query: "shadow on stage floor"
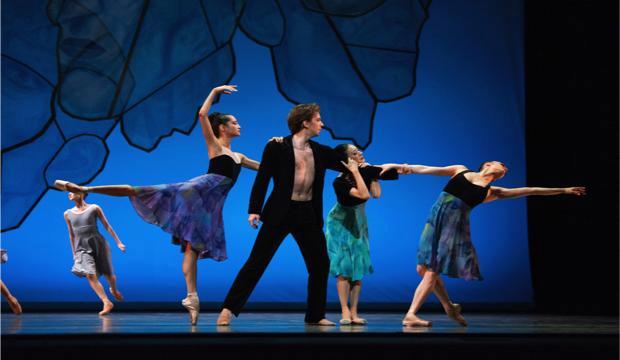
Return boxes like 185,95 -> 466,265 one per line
2,311 -> 618,360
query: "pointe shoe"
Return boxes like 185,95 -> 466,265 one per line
447,303 -> 467,327
109,288 -> 124,301
54,180 -> 85,193
182,296 -> 199,326
402,315 -> 432,327
339,318 -> 352,325
99,301 -> 114,316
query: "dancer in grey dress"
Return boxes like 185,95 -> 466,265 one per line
64,192 -> 126,315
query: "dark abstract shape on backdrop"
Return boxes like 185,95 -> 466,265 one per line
1,0 -> 431,231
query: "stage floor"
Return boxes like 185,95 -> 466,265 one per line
1,312 -> 618,335
3,312 -> 617,360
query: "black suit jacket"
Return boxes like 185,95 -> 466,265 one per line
249,135 -> 347,227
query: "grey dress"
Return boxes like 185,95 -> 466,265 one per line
67,205 -> 114,277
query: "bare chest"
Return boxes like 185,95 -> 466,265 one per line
294,147 -> 315,171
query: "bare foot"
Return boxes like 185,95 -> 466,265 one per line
109,287 -> 124,301
7,296 -> 22,315
402,314 -> 432,327
216,308 -> 233,326
308,318 -> 336,326
98,301 -> 114,316
446,303 -> 467,327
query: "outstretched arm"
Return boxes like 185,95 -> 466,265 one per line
236,152 -> 260,171
64,212 -> 76,258
197,85 -> 237,157
484,186 -> 586,203
402,164 -> 468,177
94,205 -> 126,252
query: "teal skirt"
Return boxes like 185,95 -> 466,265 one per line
326,203 -> 373,281
417,192 -> 483,280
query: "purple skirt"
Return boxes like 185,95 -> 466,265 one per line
129,173 -> 234,261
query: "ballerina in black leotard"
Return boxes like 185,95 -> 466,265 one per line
54,85 -> 261,325
401,161 -> 585,327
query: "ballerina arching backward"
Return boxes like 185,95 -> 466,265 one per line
400,161 -> 586,327
55,85 -> 260,325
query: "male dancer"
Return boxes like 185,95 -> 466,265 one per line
217,104 -> 348,326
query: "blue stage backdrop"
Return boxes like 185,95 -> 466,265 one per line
1,0 -> 530,304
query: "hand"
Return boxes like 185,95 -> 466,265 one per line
341,158 -> 360,173
117,243 -> 126,252
565,187 -> 586,196
248,214 -> 261,229
380,163 -> 406,176
269,136 -> 284,143
213,85 -> 238,95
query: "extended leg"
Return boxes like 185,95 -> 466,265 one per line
217,223 -> 289,325
1,280 -> 22,315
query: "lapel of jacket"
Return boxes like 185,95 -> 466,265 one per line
309,140 -> 323,174
283,135 -> 295,176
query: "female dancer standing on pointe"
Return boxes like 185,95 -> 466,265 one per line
55,85 -> 260,325
63,191 -> 126,315
326,144 -> 402,325
400,161 -> 585,327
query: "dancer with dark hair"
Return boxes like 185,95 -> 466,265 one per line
400,161 -> 586,327
63,191 -> 125,315
326,144 -> 402,325
216,104 -> 350,326
55,85 -> 260,325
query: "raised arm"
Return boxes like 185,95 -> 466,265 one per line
197,85 -> 237,157
402,164 -> 468,177
64,211 -> 76,258
248,141 -> 277,228
94,205 -> 126,252
236,152 -> 260,171
484,186 -> 586,203
343,160 -> 371,200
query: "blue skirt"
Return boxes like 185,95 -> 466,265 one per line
129,173 -> 233,261
417,192 -> 483,280
326,203 -> 373,282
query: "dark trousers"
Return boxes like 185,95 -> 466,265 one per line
222,201 -> 330,323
